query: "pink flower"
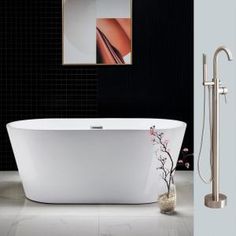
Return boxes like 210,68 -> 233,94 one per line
185,162 -> 190,169
150,127 -> 155,135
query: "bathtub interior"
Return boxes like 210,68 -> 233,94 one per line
7,118 -> 186,131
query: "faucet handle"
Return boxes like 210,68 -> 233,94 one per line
224,94 -> 227,104
219,86 -> 228,95
219,86 -> 228,104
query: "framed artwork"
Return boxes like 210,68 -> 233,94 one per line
62,0 -> 132,65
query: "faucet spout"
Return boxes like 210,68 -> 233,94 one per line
213,46 -> 233,78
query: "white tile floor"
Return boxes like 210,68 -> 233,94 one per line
0,171 -> 193,236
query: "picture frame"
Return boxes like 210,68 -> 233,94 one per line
62,0 -> 133,65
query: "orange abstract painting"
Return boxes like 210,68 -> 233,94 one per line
96,18 -> 132,64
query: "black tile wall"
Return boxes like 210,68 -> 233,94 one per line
98,0 -> 194,170
0,0 -> 193,171
0,0 -> 97,170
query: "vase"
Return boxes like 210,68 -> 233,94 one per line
158,184 -> 176,214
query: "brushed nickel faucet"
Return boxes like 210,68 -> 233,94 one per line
202,46 -> 233,208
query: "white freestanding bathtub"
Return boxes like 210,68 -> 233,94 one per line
7,118 -> 186,204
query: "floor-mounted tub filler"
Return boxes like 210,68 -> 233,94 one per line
7,118 -> 186,204
198,46 -> 233,208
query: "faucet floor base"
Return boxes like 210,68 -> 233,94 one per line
204,193 -> 227,209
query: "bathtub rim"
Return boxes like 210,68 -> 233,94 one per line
6,118 -> 187,131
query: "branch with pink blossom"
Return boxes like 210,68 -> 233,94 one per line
177,148 -> 193,170
150,126 -> 176,198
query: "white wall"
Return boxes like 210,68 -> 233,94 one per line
195,0 -> 236,235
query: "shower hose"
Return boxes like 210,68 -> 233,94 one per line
197,84 -> 213,184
